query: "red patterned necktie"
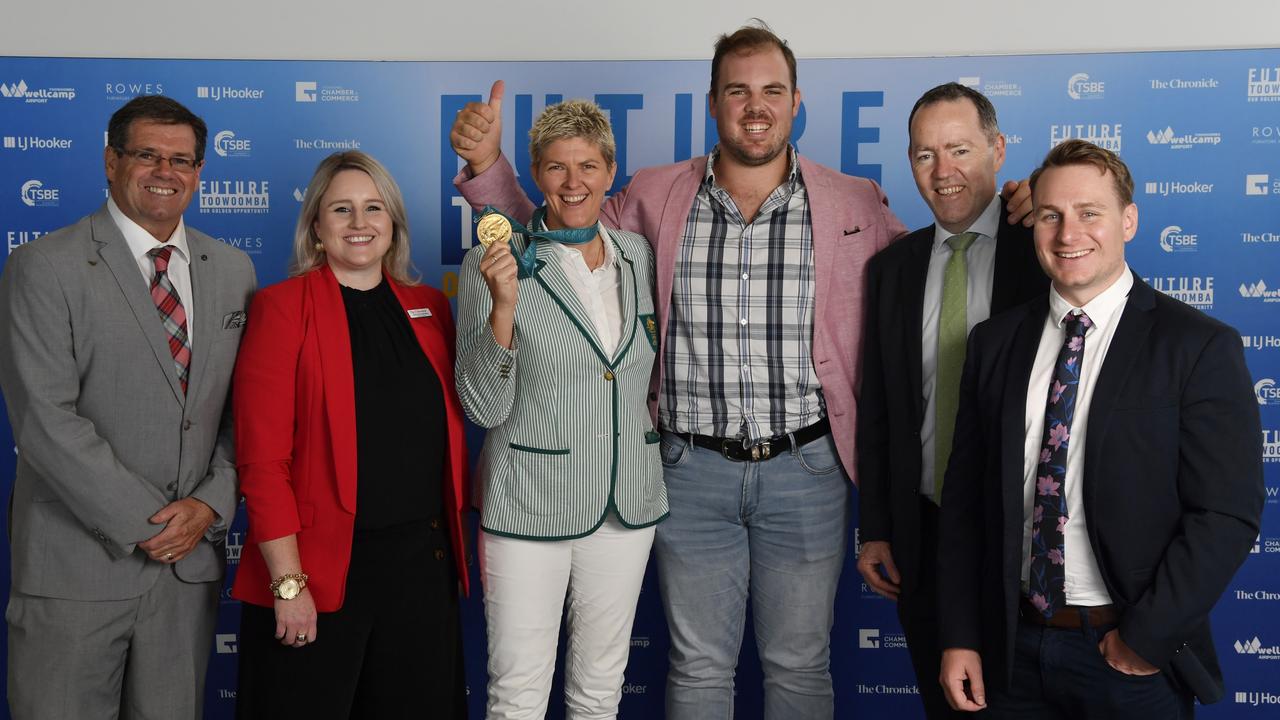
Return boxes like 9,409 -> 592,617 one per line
149,245 -> 191,394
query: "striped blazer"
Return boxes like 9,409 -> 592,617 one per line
456,226 -> 668,540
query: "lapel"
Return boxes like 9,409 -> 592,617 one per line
1001,300 -> 1048,521
184,232 -> 216,402
806,158 -> 838,338
90,207 -> 185,406
1081,273 -> 1154,512
904,228 -> 934,420
610,233 -> 640,365
387,279 -> 455,410
654,159 -> 706,348
308,266 -> 358,513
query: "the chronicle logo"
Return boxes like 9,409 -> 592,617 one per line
1144,276 -> 1213,309
104,81 -> 164,101
3,135 -> 72,151
1235,637 -> 1280,658
1145,126 -> 1222,150
1050,123 -> 1121,152
1067,72 -> 1105,100
295,80 -> 359,103
7,230 -> 45,254
1258,378 -> 1280,406
1239,280 -> 1280,302
1,79 -> 75,103
195,85 -> 265,101
1144,180 -> 1214,196
293,138 -> 362,150
1247,67 -> 1280,102
1149,77 -> 1219,90
19,179 -> 59,207
1241,230 -> 1280,244
1159,225 -> 1197,253
198,180 -> 269,214
1236,589 -> 1280,601
213,130 -> 251,158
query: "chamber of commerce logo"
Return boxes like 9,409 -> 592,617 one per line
105,81 -> 164,101
198,180 -> 269,214
1067,73 -> 1105,100
1050,123 -> 1121,152
1159,225 -> 1197,253
958,76 -> 1022,96
195,85 -> 264,101
3,135 -> 72,151
859,628 -> 908,650
213,130 -> 251,158
19,180 -> 59,207
1235,691 -> 1280,706
1235,637 -> 1280,658
1144,180 -> 1214,196
1258,378 -> 1280,405
1253,125 -> 1279,145
1145,126 -> 1221,150
215,633 -> 237,654
1247,174 -> 1280,196
1,79 -> 75,103
1149,77 -> 1219,90
7,230 -> 45,254
295,80 -> 358,103
1145,276 -> 1213,309
1239,280 -> 1280,302
293,137 -> 361,150
1247,66 -> 1280,102
1242,230 -> 1280,244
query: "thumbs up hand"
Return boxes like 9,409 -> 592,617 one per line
450,79 -> 506,176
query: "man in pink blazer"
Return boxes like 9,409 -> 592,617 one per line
452,24 -> 905,720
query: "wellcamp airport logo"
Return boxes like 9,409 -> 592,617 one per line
1259,378 -> 1280,406
1239,280 -> 1280,302
957,76 -> 1022,97
7,230 -> 45,255
195,85 -> 264,101
1145,276 -> 1214,309
1149,76 -> 1219,90
3,135 -> 72,151
1050,123 -> 1121,152
1146,126 -> 1222,150
295,80 -> 359,103
1,79 -> 75,104
19,180 -> 59,208
1067,72 -> 1105,100
1144,179 -> 1213,196
198,179 -> 269,214
1159,225 -> 1197,253
1235,636 -> 1280,659
213,130 -> 252,158
1247,66 -> 1280,102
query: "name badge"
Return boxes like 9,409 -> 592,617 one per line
407,308 -> 433,319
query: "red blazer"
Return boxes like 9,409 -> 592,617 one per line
231,265 -> 470,611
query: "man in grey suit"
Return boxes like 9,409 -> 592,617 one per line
0,96 -> 256,718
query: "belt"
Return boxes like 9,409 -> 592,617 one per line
1020,597 -> 1120,629
688,418 -> 830,462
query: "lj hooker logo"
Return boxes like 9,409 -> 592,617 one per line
199,180 -> 269,214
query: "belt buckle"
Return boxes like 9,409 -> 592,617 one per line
751,440 -> 772,461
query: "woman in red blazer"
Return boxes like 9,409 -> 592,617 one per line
231,151 -> 469,718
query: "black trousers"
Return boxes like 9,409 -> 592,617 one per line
237,520 -> 466,719
896,498 -> 966,719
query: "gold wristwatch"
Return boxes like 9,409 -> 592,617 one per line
269,572 -> 309,600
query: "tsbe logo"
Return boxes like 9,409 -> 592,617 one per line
1246,174 -> 1280,196
104,81 -> 164,101
213,130 -> 251,158
7,230 -> 45,254
295,80 -> 359,103
1159,225 -> 1197,253
0,79 -> 75,103
1258,378 -> 1280,406
195,85 -> 264,101
198,179 -> 269,214
1149,77 -> 1219,90
1264,429 -> 1280,463
1067,73 -> 1105,100
1145,126 -> 1222,150
1252,125 -> 1279,145
1050,123 -> 1121,152
1144,180 -> 1214,196
1145,276 -> 1214,309
19,179 -> 59,208
1235,636 -> 1280,658
3,135 -> 72,151
1247,66 -> 1280,102
957,76 -> 1022,97
1239,280 -> 1280,302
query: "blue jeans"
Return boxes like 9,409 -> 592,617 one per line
655,430 -> 851,720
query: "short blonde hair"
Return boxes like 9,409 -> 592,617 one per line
528,99 -> 616,169
290,151 -> 419,285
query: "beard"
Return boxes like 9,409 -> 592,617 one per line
716,118 -> 792,168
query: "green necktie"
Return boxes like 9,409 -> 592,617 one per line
935,232 -> 979,502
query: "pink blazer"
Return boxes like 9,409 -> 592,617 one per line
457,154 -> 907,485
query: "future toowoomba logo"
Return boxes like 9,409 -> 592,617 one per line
1145,275 -> 1214,309
1050,123 -> 1121,152
1247,67 -> 1280,102
199,180 -> 269,214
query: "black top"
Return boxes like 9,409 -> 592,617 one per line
340,280 -> 445,530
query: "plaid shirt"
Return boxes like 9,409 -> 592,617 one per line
658,146 -> 823,442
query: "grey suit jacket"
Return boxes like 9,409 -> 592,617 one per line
456,226 -> 668,540
0,204 -> 256,600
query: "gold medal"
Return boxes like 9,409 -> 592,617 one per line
476,213 -> 513,249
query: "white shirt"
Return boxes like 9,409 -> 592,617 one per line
547,225 -> 623,357
107,197 -> 196,347
1019,267 -> 1134,606
919,194 -> 1001,497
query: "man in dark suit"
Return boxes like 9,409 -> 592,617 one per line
856,83 -> 1047,718
937,139 -> 1263,718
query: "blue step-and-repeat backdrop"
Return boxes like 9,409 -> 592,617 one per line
1,48 -> 1279,718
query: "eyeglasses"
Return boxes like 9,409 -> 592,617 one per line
113,147 -> 201,173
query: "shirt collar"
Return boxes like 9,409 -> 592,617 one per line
107,196 -> 190,264
1048,265 -> 1134,331
545,223 -> 617,268
931,194 -> 1002,253
704,144 -> 801,190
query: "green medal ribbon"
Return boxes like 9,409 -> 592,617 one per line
474,206 -> 598,278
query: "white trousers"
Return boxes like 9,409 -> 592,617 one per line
481,514 -> 656,720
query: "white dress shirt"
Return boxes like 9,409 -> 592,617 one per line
919,195 -> 1001,497
107,197 -> 196,347
547,225 -> 623,357
1020,267 -> 1134,606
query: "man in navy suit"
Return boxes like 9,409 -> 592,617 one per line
937,139 -> 1263,718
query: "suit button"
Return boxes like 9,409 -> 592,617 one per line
429,518 -> 440,530
183,420 -> 192,430
434,549 -> 446,561
166,482 -> 177,491
603,370 -> 614,381
648,392 -> 657,402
